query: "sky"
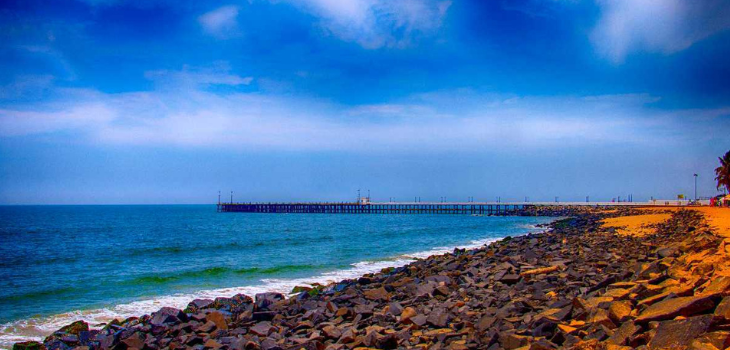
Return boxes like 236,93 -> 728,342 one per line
0,0 -> 729,204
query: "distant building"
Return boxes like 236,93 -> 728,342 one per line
359,196 -> 371,205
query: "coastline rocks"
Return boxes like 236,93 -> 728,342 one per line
27,207 -> 730,350
13,342 -> 46,350
149,307 -> 187,326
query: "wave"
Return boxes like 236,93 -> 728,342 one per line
0,224 -> 547,349
123,264 -> 321,287
0,287 -> 79,304
125,235 -> 337,258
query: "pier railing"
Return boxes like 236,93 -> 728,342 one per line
217,201 -> 689,215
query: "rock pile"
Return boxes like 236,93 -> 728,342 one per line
15,208 -> 730,350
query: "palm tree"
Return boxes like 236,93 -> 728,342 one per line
716,151 -> 730,194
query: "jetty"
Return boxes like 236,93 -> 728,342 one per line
216,199 -> 657,215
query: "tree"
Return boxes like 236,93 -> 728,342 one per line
716,150 -> 730,194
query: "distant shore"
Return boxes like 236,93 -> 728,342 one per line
14,206 -> 730,350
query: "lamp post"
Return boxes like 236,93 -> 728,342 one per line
694,174 -> 698,201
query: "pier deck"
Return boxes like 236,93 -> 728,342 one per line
216,201 -> 652,215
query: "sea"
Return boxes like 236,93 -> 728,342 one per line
0,205 -> 555,348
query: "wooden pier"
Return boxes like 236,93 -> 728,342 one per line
218,202 -> 528,215
217,200 -> 660,215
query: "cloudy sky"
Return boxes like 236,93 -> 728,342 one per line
1,0 -> 729,204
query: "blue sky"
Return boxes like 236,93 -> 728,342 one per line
0,0 -> 729,204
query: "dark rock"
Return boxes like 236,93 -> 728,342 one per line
648,315 -> 713,349
58,321 -> 89,336
606,321 -> 641,346
410,314 -> 428,327
13,342 -> 46,350
150,307 -> 188,326
426,308 -> 451,328
206,311 -> 228,331
250,322 -> 274,337
186,299 -> 215,313
255,293 -> 284,311
714,296 -> 730,320
636,295 -> 716,323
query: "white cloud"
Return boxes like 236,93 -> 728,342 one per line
282,0 -> 452,49
2,66 -> 723,152
591,0 -> 730,63
198,5 -> 240,39
143,63 -> 253,90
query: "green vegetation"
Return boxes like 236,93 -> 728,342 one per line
716,150 -> 730,193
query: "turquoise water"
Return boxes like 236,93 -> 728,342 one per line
0,205 -> 554,347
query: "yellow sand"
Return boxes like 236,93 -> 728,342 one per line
691,207 -> 730,238
601,213 -> 672,237
633,206 -> 730,238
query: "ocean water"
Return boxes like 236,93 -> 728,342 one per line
0,205 -> 554,348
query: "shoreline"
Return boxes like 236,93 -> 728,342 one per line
13,206 -> 730,349
1,221 -> 551,349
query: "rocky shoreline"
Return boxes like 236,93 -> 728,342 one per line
14,207 -> 730,350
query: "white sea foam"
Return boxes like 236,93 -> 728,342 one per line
0,230 -> 540,349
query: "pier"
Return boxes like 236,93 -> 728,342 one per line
216,201 -> 654,215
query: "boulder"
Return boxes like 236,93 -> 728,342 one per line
647,315 -> 713,350
13,342 -> 46,350
186,299 -> 214,313
635,295 -> 716,323
255,293 -> 284,311
206,311 -> 228,331
714,296 -> 730,320
58,321 -> 89,336
150,307 -> 187,326
250,322 -> 274,337
363,287 -> 389,301
608,301 -> 632,323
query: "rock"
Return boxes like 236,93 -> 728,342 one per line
606,321 -> 641,346
608,301 -> 632,323
694,331 -> 730,350
198,320 -> 217,333
206,311 -> 228,331
120,332 -> 145,349
250,322 -> 274,337
338,328 -> 356,343
260,338 -> 282,350
647,315 -> 713,349
203,339 -> 223,349
714,296 -> 730,320
59,321 -> 89,336
499,333 -> 531,349
363,287 -> 389,301
501,274 -> 521,285
410,314 -> 428,327
688,340 -> 720,350
186,299 -> 215,313
700,276 -> 730,296
255,293 -> 284,311
400,307 -> 417,323
426,308 -> 450,328
387,302 -> 403,316
13,342 -> 46,350
635,295 -> 716,323
477,315 -> 496,332
150,307 -> 187,326
587,308 -> 615,328
322,325 -> 342,339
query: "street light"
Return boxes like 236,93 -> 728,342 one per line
694,174 -> 698,200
